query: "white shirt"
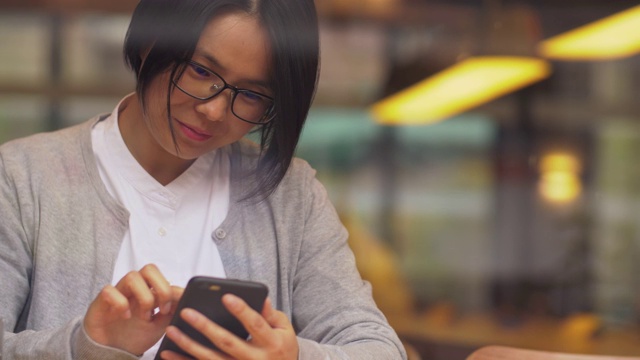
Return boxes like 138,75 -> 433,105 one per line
91,96 -> 228,358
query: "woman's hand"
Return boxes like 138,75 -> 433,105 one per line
83,264 -> 182,356
159,295 -> 299,360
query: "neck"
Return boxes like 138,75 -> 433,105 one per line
117,94 -> 195,185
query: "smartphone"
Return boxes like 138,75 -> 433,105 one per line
154,276 -> 269,359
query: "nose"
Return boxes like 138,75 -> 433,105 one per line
195,90 -> 232,122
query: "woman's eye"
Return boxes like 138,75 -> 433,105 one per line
240,91 -> 263,103
190,64 -> 210,78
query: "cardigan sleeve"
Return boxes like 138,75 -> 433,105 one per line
0,151 -> 28,314
0,144 -> 138,360
290,163 -> 407,360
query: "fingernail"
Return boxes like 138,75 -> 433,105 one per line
181,308 -> 199,322
123,309 -> 132,319
166,326 -> 181,341
225,294 -> 240,309
161,302 -> 172,314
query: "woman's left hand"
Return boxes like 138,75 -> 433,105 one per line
159,295 -> 299,360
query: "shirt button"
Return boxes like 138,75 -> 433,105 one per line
214,228 -> 226,239
158,227 -> 167,237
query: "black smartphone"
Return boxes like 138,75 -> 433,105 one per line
154,276 -> 269,359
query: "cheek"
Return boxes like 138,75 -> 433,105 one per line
142,99 -> 173,144
232,122 -> 255,138
166,92 -> 201,121
169,88 -> 193,107
144,111 -> 172,148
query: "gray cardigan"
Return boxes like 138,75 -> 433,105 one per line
0,116 -> 406,359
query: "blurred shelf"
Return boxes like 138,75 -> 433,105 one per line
0,3 -> 134,100
0,0 -> 136,13
0,84 -> 133,98
317,2 -> 475,26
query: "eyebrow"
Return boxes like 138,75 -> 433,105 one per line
193,49 -> 272,90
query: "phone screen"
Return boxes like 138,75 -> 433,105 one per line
154,276 -> 269,359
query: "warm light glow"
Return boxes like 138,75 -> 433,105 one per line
539,5 -> 640,60
371,56 -> 551,125
540,153 -> 582,174
539,173 -> 581,204
538,153 -> 582,204
561,313 -> 602,340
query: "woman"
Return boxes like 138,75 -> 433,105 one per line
0,0 -> 407,359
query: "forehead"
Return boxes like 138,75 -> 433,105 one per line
194,12 -> 272,83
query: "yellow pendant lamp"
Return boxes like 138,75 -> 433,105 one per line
539,5 -> 640,61
371,3 -> 552,126
372,56 -> 550,125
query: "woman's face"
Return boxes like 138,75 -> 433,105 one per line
127,12 -> 272,170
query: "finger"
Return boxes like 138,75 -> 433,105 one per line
164,324 -> 231,360
169,286 -> 185,311
115,271 -> 156,320
139,264 -> 173,315
180,308 -> 256,358
148,286 -> 186,327
83,285 -> 133,345
222,294 -> 272,343
156,349 -> 193,360
261,298 -> 291,330
156,286 -> 184,318
261,298 -> 276,324
171,285 -> 185,301
94,284 -> 132,320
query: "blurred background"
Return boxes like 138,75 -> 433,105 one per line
1,0 -> 639,359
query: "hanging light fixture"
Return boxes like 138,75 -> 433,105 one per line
539,5 -> 640,61
371,2 -> 552,126
372,56 -> 550,125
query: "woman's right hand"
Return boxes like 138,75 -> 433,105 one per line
83,264 -> 182,356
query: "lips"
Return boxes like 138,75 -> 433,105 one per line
175,119 -> 212,142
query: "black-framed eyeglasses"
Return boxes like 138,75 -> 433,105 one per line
172,60 -> 275,125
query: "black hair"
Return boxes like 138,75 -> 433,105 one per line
123,0 -> 320,200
